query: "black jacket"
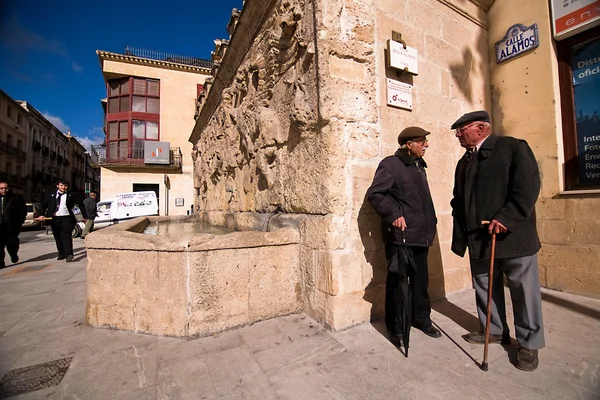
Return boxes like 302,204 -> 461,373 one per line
451,135 -> 541,259
0,192 -> 27,233
40,191 -> 88,225
83,197 -> 98,219
367,149 -> 437,247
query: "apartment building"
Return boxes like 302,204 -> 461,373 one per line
93,47 -> 212,216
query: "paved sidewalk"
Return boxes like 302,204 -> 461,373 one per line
0,233 -> 599,399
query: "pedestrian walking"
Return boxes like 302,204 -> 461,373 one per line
37,179 -> 88,262
81,191 -> 98,239
0,182 -> 27,268
367,126 -> 442,350
450,110 -> 544,371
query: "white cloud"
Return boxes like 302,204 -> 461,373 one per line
71,61 -> 83,73
74,126 -> 105,153
42,112 -> 70,133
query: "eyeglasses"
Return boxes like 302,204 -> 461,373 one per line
409,139 -> 428,146
455,122 -> 478,135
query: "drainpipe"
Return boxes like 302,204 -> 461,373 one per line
164,174 -> 170,216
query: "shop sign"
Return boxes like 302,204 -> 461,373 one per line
551,0 -> 600,40
386,79 -> 413,111
144,141 -> 170,164
387,40 -> 419,75
495,24 -> 539,64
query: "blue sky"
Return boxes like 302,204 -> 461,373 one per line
0,0 -> 242,150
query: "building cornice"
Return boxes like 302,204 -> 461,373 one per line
96,50 -> 212,74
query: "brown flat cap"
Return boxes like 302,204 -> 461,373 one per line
451,110 -> 490,129
398,126 -> 430,145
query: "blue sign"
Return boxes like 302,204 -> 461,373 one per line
573,37 -> 600,186
495,23 -> 540,64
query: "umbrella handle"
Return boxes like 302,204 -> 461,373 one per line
482,232 -> 497,371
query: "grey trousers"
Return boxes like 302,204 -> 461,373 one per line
470,253 -> 545,350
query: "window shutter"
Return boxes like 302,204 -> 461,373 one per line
133,79 -> 146,95
119,121 -> 129,139
147,98 -> 160,114
147,80 -> 159,96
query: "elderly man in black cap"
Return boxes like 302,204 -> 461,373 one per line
450,110 -> 544,371
367,126 -> 441,348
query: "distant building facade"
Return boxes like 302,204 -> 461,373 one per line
0,89 -> 98,202
93,47 -> 212,215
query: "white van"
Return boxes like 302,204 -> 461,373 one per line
94,191 -> 159,229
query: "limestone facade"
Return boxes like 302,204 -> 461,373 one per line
191,0 -> 600,331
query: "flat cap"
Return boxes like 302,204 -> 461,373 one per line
451,110 -> 490,130
398,126 -> 430,145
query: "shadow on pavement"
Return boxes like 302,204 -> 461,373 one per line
542,291 -> 600,321
431,298 -> 480,332
13,247 -> 86,265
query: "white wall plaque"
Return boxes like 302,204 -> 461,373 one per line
495,23 -> 539,64
387,79 -> 413,110
387,40 -> 419,75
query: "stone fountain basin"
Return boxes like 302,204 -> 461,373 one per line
85,216 -> 301,337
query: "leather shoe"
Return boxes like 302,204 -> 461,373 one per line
57,255 -> 66,260
387,331 -> 404,348
10,255 -> 18,263
417,325 -> 442,338
463,331 -> 511,345
515,346 -> 538,371
65,255 -> 74,262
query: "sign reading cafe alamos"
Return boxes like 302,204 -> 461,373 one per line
495,23 -> 540,64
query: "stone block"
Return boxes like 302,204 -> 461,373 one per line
374,0 -> 407,23
329,54 -> 367,83
544,268 -> 600,297
374,10 -> 424,50
407,0 -> 442,37
538,244 -> 600,275
344,121 -> 380,159
300,215 -> 348,250
542,220 -> 600,247
315,250 -> 365,296
328,291 -> 374,330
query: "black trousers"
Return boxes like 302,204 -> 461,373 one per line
0,224 -> 20,266
52,216 -> 75,257
385,244 -> 432,333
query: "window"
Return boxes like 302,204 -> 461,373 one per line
6,105 -> 12,119
17,113 -> 23,125
558,26 -> 600,189
106,77 -> 160,158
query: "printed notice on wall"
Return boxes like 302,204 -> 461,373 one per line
387,79 -> 413,111
572,36 -> 600,186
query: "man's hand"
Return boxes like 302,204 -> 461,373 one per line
392,216 -> 407,231
36,216 -> 45,222
488,219 -> 507,234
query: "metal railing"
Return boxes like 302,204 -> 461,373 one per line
124,46 -> 213,69
91,144 -> 182,168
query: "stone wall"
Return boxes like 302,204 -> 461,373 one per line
191,0 -> 493,330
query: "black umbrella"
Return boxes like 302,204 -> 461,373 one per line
388,235 -> 417,357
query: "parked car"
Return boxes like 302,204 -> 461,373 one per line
22,203 -> 43,230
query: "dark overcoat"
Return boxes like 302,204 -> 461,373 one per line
0,192 -> 27,233
367,149 -> 437,247
451,135 -> 541,259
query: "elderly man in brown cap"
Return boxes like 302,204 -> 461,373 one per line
450,110 -> 544,371
367,126 -> 441,349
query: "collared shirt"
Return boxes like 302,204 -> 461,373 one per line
55,191 -> 70,216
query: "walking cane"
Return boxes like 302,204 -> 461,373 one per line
481,221 -> 497,372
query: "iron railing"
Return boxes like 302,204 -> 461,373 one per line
124,46 -> 213,69
91,144 -> 182,169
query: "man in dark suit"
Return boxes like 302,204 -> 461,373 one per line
0,182 -> 27,268
450,110 -> 544,372
37,179 -> 87,262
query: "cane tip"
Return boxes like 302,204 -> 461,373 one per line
481,362 -> 488,371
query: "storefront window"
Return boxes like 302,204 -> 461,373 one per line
558,26 -> 600,189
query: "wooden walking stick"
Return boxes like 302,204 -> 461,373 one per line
481,226 -> 497,372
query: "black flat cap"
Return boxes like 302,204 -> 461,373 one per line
398,126 -> 430,145
451,110 -> 490,129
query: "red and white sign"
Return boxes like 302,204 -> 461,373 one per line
551,0 -> 600,39
386,79 -> 413,111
